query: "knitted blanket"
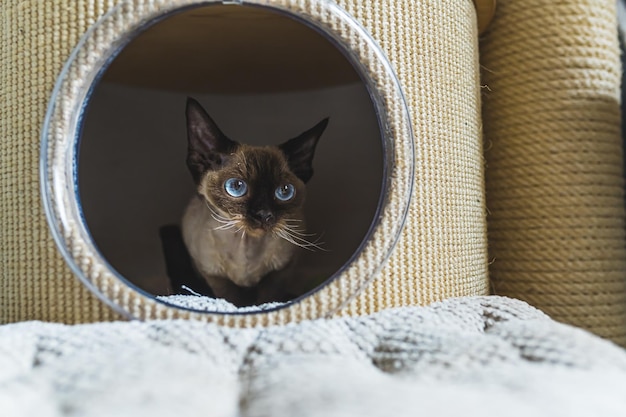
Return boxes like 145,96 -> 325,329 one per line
1,296 -> 625,417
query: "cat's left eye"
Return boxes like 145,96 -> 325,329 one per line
224,178 -> 248,198
275,184 -> 296,201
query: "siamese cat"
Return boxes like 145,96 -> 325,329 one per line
182,98 -> 328,306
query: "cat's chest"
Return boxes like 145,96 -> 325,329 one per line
182,197 -> 294,286
214,229 -> 280,266
203,224 -> 293,286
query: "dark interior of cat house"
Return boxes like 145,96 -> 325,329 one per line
77,5 -> 384,304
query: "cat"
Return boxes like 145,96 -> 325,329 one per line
181,98 -> 328,306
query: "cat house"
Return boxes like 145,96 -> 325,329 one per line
2,0 -> 494,324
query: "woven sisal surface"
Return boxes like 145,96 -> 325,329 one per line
1,0 -> 488,324
0,1 -> 121,323
481,0 -> 626,345
337,0 -> 489,316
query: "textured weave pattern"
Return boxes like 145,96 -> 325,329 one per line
0,1 -> 121,323
1,0 -> 488,323
481,0 -> 626,345
2,297 -> 626,417
40,0 -> 413,325
338,0 -> 489,315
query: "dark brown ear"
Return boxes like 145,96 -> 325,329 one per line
186,97 -> 238,184
279,118 -> 328,183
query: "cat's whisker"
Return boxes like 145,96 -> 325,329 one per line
288,232 -> 326,249
283,219 -> 303,228
281,219 -> 319,237
211,215 -> 234,225
275,227 -> 327,252
294,228 -> 325,250
206,201 -> 245,224
213,221 -> 238,231
212,213 -> 234,224
282,225 -> 317,237
215,224 -> 234,231
279,232 -> 326,252
210,214 -> 233,225
233,225 -> 246,240
282,223 -> 326,245
205,201 -> 232,222
274,230 -> 313,251
205,201 -> 247,234
279,224 -> 319,240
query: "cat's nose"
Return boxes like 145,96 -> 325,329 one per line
253,210 -> 275,226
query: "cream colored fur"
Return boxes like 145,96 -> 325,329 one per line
182,196 -> 295,299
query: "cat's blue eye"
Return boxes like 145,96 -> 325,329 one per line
275,184 -> 296,201
224,178 -> 248,198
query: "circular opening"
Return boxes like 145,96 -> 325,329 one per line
42,0 -> 414,322
77,4 -> 383,311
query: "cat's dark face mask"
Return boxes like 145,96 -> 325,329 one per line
185,97 -> 328,237
205,146 -> 307,236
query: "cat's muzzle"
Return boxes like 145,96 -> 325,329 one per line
249,209 -> 276,231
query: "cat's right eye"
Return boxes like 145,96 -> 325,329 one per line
274,184 -> 296,202
224,178 -> 248,198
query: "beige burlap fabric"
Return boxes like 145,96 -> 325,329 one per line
1,1 -> 488,324
481,0 -> 626,345
0,1 -> 121,323
338,0 -> 489,315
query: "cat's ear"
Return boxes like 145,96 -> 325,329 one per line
186,97 -> 238,183
279,118 -> 329,183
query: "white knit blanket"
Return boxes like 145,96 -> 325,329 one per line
1,296 -> 625,417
